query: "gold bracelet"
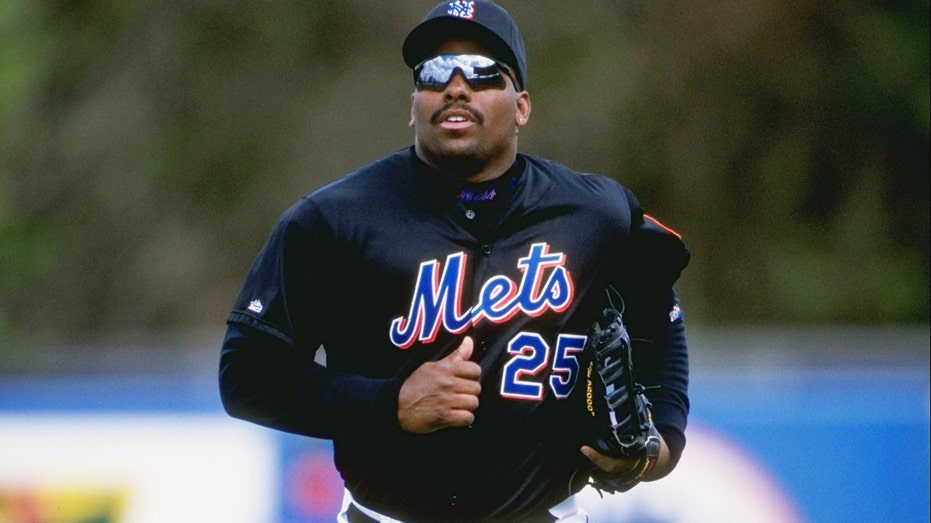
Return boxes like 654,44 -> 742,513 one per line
618,459 -> 643,476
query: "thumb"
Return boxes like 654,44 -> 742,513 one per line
451,336 -> 474,361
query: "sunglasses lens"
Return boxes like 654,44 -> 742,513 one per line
415,55 -> 507,90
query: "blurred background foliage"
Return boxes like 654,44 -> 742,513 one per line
0,0 -> 927,349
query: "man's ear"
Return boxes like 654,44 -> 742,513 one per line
515,91 -> 532,128
409,92 -> 416,128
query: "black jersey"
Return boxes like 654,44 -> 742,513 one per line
220,146 -> 690,522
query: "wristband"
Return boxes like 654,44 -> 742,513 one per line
620,455 -> 657,486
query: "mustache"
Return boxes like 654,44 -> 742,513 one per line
431,103 -> 484,125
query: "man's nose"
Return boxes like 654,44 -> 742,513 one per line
444,72 -> 472,100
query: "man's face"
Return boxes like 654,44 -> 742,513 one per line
410,39 -> 531,181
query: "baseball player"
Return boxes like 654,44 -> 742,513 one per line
219,2 -> 690,522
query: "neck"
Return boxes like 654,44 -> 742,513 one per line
414,142 -> 519,183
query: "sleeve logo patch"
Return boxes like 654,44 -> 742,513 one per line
247,299 -> 264,314
669,304 -> 682,322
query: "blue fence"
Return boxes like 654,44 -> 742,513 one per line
1,331 -> 928,523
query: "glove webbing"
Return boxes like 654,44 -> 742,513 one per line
591,310 -> 642,452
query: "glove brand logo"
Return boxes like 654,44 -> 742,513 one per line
585,360 -> 597,417
390,242 -> 574,349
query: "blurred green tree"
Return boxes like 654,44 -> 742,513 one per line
0,0 -> 927,348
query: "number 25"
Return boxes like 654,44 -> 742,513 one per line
500,332 -> 587,400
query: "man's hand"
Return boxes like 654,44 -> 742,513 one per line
398,337 -> 482,433
580,434 -> 673,484
580,445 -> 643,476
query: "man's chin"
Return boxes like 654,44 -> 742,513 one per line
420,142 -> 487,177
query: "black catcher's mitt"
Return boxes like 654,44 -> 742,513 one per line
581,304 -> 661,493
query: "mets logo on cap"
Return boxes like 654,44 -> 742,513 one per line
448,1 -> 476,19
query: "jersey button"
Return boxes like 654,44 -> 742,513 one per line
465,209 -> 476,220
481,244 -> 492,255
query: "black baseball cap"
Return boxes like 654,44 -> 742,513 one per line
403,1 -> 527,90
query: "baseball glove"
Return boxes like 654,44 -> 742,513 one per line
581,302 -> 661,493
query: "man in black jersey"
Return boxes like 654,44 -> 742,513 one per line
220,2 -> 690,522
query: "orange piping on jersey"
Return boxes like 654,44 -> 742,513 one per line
644,214 -> 682,239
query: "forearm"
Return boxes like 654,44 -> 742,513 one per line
637,291 -> 690,467
588,290 -> 689,484
219,322 -> 402,438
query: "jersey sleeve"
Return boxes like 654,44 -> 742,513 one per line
617,189 -> 692,463
225,208 -> 304,345
219,200 -> 404,439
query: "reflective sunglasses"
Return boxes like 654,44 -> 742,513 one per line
414,54 -> 518,91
